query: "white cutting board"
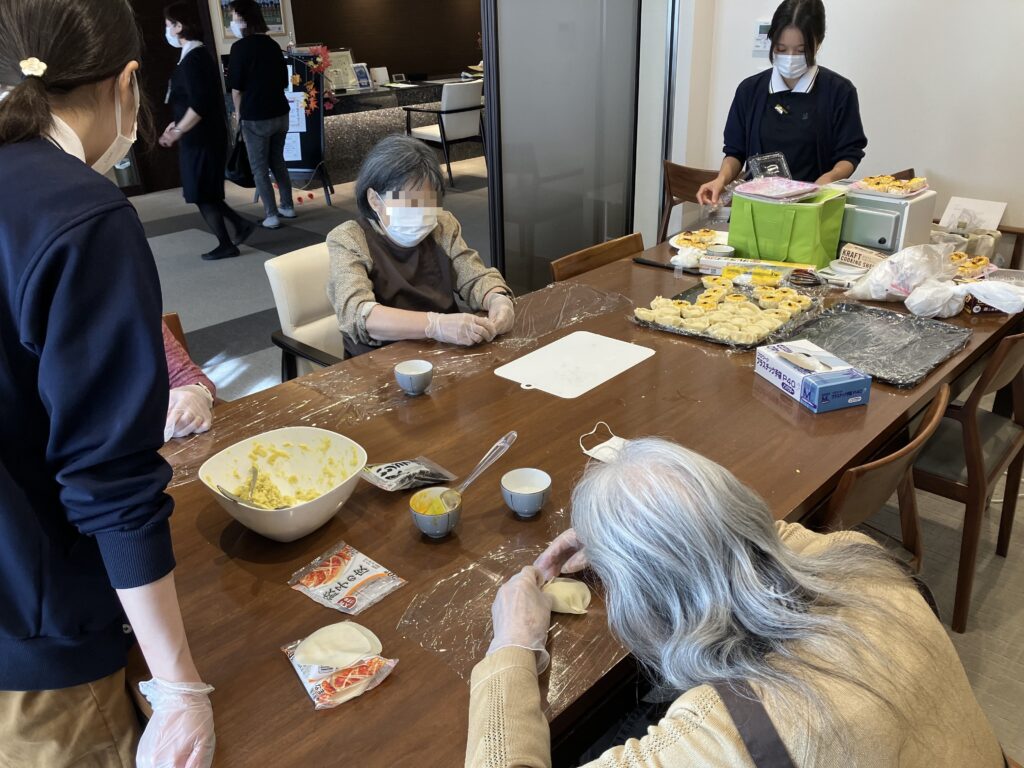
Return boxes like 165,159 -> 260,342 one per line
494,331 -> 655,399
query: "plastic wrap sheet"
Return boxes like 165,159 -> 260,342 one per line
397,518 -> 625,715
795,303 -> 973,387
162,388 -> 331,489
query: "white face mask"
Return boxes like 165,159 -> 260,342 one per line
229,20 -> 246,38
774,53 -> 809,81
579,422 -> 628,463
164,26 -> 183,48
375,192 -> 440,247
92,73 -> 139,176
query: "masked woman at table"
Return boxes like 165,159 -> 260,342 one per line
467,438 -> 1004,767
327,135 -> 515,358
697,0 -> 868,205
0,2 -> 215,765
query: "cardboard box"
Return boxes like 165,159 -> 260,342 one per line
755,340 -> 871,413
838,243 -> 887,269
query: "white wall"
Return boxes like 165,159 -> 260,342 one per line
693,0 -> 1024,223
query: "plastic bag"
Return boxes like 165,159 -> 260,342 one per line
904,279 -> 968,318
361,456 -> 456,492
282,641 -> 397,710
966,281 -> 1024,313
846,242 -> 957,302
289,542 -> 406,615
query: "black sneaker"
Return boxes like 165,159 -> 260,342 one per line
202,244 -> 241,261
232,220 -> 256,246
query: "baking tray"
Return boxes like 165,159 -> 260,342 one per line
792,303 -> 973,388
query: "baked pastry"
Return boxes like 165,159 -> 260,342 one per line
777,299 -> 804,315
792,294 -> 813,309
774,287 -> 798,299
708,323 -> 736,340
950,251 -> 969,265
671,299 -> 692,309
723,294 -> 749,305
762,308 -> 793,323
634,308 -> 657,323
702,275 -> 732,290
696,299 -> 719,311
758,294 -> 781,309
752,285 -> 776,299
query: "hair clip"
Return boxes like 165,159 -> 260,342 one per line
19,58 -> 47,79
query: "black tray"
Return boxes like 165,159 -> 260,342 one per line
793,303 -> 973,388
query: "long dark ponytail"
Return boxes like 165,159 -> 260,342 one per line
0,0 -> 144,146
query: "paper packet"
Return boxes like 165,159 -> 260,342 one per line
289,542 -> 405,614
282,640 -> 397,710
360,456 -> 456,492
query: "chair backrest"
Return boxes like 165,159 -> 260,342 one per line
890,168 -> 916,180
162,312 -> 189,355
440,81 -> 484,140
966,331 -> 1024,409
264,243 -> 347,377
549,233 -> 645,283
826,384 -> 950,529
658,161 -> 718,243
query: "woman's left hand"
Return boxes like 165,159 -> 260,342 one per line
159,123 -> 178,148
484,292 -> 515,335
487,566 -> 552,670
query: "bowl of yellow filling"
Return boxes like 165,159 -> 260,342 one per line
199,427 -> 367,542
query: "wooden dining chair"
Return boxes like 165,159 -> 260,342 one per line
549,233 -> 645,283
658,161 -> 719,243
162,312 -> 189,355
824,385 -> 950,573
913,332 -> 1024,633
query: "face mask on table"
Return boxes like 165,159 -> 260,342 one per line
375,193 -> 440,247
92,73 -> 139,175
579,422 -> 628,463
230,20 -> 247,38
164,26 -> 183,48
774,53 -> 809,81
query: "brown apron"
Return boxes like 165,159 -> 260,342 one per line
710,680 -> 797,768
345,219 -> 457,357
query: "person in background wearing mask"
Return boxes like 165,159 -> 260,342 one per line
226,0 -> 295,230
697,0 -> 867,205
160,1 -> 255,260
0,1 -> 215,766
328,135 -> 515,358
163,320 -> 216,442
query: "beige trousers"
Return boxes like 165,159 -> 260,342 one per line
0,668 -> 140,768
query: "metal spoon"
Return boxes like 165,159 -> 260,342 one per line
216,467 -> 290,511
441,431 -> 518,512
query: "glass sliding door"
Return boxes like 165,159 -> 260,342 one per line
484,0 -> 640,293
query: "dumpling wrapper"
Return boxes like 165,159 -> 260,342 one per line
293,622 -> 383,668
543,578 -> 592,615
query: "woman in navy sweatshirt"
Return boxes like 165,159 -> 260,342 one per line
0,1 -> 215,766
698,0 -> 868,204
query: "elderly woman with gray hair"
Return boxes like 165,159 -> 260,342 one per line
327,135 -> 514,358
467,438 -> 1004,767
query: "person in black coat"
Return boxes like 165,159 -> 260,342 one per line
698,0 -> 868,205
160,2 -> 254,260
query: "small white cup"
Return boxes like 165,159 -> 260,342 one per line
394,359 -> 434,396
706,244 -> 736,258
501,468 -> 552,518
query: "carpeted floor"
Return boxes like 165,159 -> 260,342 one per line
136,156 -> 490,401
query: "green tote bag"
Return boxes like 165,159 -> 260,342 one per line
728,188 -> 846,269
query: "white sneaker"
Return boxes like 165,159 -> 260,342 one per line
278,206 -> 297,219
262,215 -> 281,229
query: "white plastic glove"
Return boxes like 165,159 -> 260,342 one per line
137,678 -> 215,768
165,384 -> 214,442
484,292 -> 515,335
534,528 -> 588,582
487,566 -> 552,673
425,312 -> 496,346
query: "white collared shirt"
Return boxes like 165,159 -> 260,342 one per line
769,64 -> 819,94
47,114 -> 86,163
179,39 -> 203,63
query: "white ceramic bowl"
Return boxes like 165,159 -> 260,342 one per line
198,427 -> 367,542
409,486 -> 461,538
501,468 -> 552,518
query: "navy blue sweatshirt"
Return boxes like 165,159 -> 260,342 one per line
0,139 -> 176,691
723,66 -> 867,176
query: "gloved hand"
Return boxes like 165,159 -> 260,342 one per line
137,678 -> 215,768
165,384 -> 213,442
484,292 -> 515,335
534,528 -> 588,581
487,566 -> 552,672
425,312 -> 496,346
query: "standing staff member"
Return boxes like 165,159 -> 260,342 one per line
698,0 -> 867,204
160,1 -> 255,261
0,1 -> 215,765
226,0 -> 296,230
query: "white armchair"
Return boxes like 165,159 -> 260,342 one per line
404,80 -> 485,185
264,243 -> 345,381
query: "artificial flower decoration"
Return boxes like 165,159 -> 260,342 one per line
19,57 -> 47,78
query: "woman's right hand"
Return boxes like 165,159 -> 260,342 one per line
534,528 -> 588,581
697,177 -> 727,206
425,312 -> 496,346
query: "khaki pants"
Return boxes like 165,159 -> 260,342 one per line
0,668 -> 140,768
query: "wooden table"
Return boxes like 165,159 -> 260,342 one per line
162,243 -> 1018,766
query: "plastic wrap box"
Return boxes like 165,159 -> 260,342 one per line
755,339 -> 871,413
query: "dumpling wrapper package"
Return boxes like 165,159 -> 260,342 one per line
543,578 -> 591,614
293,621 -> 383,669
282,637 -> 397,710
